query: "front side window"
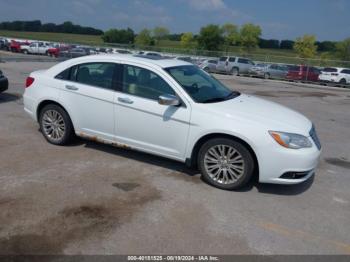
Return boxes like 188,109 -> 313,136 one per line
219,57 -> 228,61
122,64 -> 175,100
341,69 -> 350,74
165,65 -> 240,103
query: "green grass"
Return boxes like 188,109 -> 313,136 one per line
0,30 -> 103,45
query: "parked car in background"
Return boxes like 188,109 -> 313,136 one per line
199,59 -> 218,73
174,56 -> 196,64
0,38 -> 10,51
144,52 -> 162,58
286,65 -> 321,82
10,40 -> 28,53
249,63 -> 289,79
59,48 -> 90,58
23,54 -> 321,190
319,67 -> 350,85
216,56 -> 255,75
0,70 -> 9,93
20,42 -> 52,55
113,49 -> 132,54
47,47 -> 60,57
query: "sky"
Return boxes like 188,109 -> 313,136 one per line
0,0 -> 349,41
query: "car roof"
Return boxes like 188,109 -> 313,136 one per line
67,54 -> 192,68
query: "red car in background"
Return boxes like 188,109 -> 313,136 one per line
10,40 -> 30,53
47,44 -> 70,57
47,47 -> 59,57
286,65 -> 321,82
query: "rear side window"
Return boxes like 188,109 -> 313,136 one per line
56,63 -> 117,90
237,58 -> 248,64
75,63 -> 116,89
219,57 -> 227,61
55,68 -> 71,80
208,60 -> 218,64
228,57 -> 236,62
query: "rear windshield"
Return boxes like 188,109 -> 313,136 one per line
323,67 -> 337,72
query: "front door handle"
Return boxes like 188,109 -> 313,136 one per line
118,97 -> 134,104
65,85 -> 79,91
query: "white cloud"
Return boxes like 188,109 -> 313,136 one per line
188,0 -> 226,11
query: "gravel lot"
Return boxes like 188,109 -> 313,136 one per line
0,60 -> 350,255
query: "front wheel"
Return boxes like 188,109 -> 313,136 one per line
198,138 -> 254,190
264,73 -> 270,79
230,67 -> 239,76
39,104 -> 74,145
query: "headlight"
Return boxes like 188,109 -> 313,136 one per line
269,131 -> 312,149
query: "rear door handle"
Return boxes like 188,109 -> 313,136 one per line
118,97 -> 134,104
65,85 -> 79,91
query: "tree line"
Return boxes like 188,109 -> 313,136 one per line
0,20 -> 103,35
1,20 -> 349,60
102,24 -> 349,60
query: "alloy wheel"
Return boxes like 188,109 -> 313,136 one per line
204,144 -> 245,184
42,110 -> 66,141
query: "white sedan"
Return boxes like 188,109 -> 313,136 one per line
23,54 -> 321,190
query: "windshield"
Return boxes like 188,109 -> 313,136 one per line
165,65 -> 240,103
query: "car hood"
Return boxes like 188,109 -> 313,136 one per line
203,94 -> 312,136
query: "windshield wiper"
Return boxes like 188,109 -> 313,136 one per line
201,91 -> 240,103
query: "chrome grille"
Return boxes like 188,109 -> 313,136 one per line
310,125 -> 321,150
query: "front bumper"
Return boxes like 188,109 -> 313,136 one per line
258,139 -> 321,185
0,77 -> 8,93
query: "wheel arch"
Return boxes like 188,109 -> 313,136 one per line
36,100 -> 75,130
186,133 -> 259,176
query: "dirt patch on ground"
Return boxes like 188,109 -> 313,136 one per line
112,182 -> 140,192
0,184 -> 162,254
165,171 -> 202,184
325,157 -> 350,169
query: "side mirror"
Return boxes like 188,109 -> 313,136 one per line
158,94 -> 181,106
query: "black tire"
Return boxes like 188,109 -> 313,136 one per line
23,49 -> 28,54
264,73 -> 270,79
203,67 -> 210,73
339,79 -> 346,86
39,104 -> 74,145
230,67 -> 239,76
198,138 -> 254,190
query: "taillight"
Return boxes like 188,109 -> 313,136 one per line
25,77 -> 35,88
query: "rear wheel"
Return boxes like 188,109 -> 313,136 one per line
198,138 -> 254,190
23,49 -> 28,54
264,73 -> 270,79
339,78 -> 347,86
203,67 -> 210,73
39,104 -> 74,145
